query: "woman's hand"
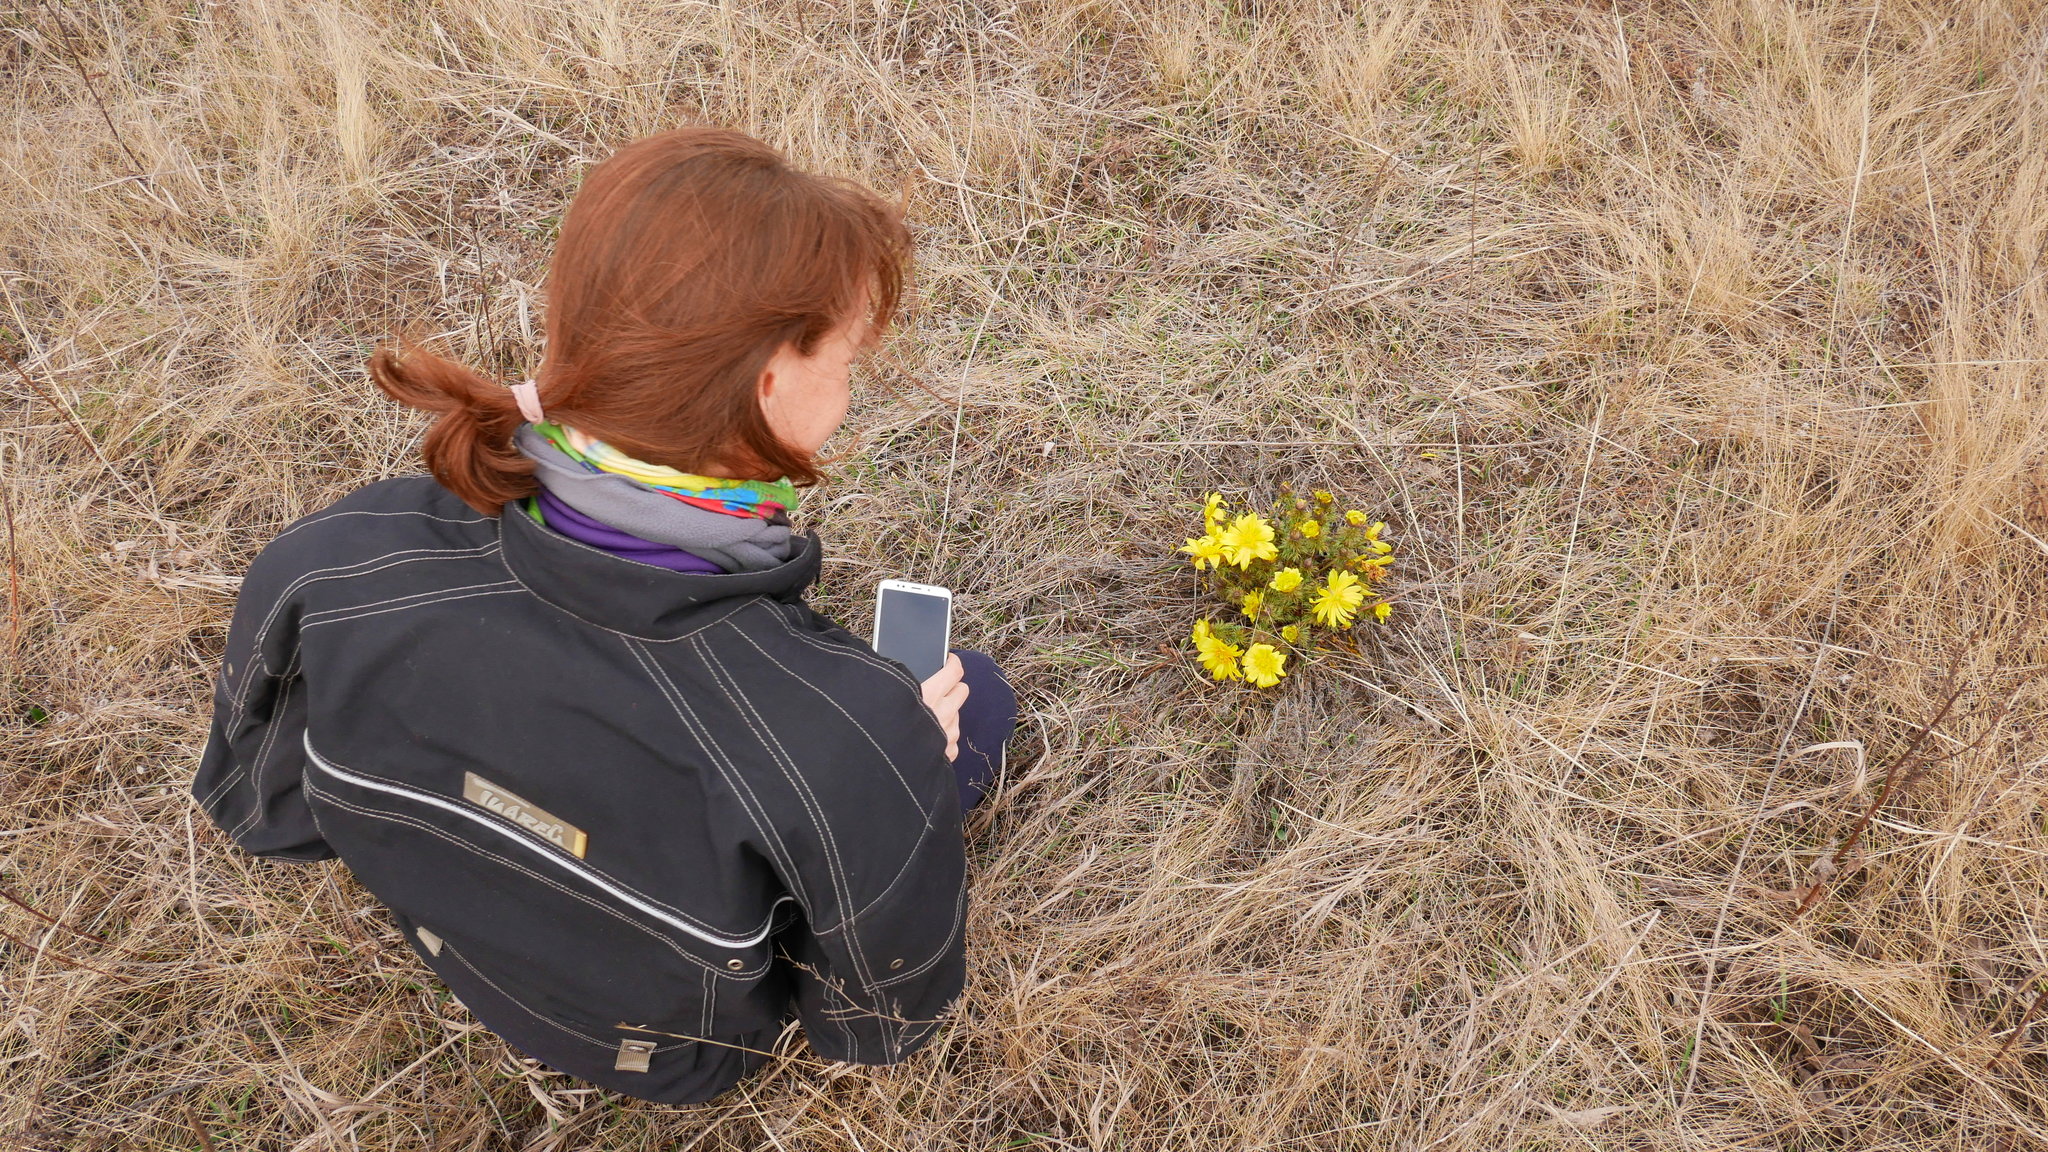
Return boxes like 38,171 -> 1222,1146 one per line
920,653 -> 969,762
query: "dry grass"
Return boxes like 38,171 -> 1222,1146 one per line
4,0 -> 2048,1147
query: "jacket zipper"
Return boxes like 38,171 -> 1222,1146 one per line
302,732 -> 787,951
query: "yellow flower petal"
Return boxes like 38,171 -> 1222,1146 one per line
1311,569 -> 1365,628
1220,513 -> 1278,568
1201,640 -> 1243,681
1242,643 -> 1287,688
1180,535 -> 1226,570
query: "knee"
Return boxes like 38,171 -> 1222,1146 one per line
950,648 -> 998,678
949,648 -> 1015,697
946,647 -> 995,672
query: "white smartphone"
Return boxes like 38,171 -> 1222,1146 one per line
873,579 -> 952,683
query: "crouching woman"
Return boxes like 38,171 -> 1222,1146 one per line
191,128 -> 1017,1105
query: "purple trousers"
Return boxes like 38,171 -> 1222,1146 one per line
947,649 -> 1015,812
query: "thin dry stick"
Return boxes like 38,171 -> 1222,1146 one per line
34,0 -> 147,179
466,206 -> 503,380
1987,982 -> 2048,1071
0,923 -> 134,984
0,883 -> 153,960
1679,595 -> 1842,1105
5,352 -> 148,508
1,446 -> 17,668
1792,660 -> 1975,916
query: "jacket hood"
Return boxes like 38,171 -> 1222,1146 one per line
497,498 -> 824,640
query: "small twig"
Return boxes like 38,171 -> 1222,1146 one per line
1987,982 -> 2048,1070
5,352 -> 146,507
0,882 -> 154,960
33,0 -> 148,179
0,923 -> 134,983
467,206 -> 505,380
1,441 -> 18,667
1793,651 -> 1987,916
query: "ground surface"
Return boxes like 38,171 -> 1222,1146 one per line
4,1 -> 2048,1148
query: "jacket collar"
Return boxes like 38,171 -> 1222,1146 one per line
497,500 -> 822,640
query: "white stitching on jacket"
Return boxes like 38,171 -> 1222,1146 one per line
303,736 -> 786,953
298,580 -> 524,628
436,939 -> 699,1054
307,729 -> 782,935
303,785 -> 759,981
228,646 -> 302,838
765,601 -> 922,691
696,639 -> 896,1056
436,937 -> 612,1046
620,638 -> 815,916
297,586 -> 525,629
271,506 -> 486,545
230,542 -> 501,733
722,624 -> 931,817
870,880 -> 967,989
752,630 -> 958,927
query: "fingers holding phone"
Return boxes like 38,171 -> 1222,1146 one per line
920,653 -> 969,762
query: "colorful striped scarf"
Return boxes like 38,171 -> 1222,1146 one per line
531,421 -> 798,521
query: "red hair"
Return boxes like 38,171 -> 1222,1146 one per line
371,128 -> 911,515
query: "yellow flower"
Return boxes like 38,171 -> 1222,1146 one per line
1345,510 -> 1367,526
1269,567 -> 1303,593
1280,624 -> 1300,644
1219,513 -> 1278,568
1203,492 -> 1226,532
1299,520 -> 1321,539
1371,540 -> 1394,554
1192,619 -> 1242,680
1373,602 -> 1393,622
1313,490 -> 1334,504
1241,590 -> 1263,619
1365,521 -> 1386,541
1198,636 -> 1243,680
1180,531 -> 1226,570
1311,569 -> 1366,628
1242,643 -> 1287,688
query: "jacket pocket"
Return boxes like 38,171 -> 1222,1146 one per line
301,734 -> 778,1032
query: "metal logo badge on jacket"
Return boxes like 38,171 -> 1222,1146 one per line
462,772 -> 589,858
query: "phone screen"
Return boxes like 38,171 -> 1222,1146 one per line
874,586 -> 950,682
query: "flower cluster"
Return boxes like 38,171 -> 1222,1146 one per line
1182,486 -> 1395,687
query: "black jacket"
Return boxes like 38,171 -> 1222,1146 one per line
191,476 -> 966,1104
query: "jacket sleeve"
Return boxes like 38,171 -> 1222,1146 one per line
189,538 -> 334,862
772,684 -> 967,1065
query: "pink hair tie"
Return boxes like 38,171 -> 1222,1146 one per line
508,380 -> 545,424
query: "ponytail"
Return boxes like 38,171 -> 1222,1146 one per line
368,345 -> 538,516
